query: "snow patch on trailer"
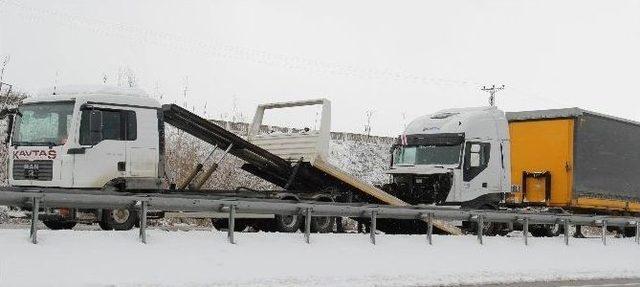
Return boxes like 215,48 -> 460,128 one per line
0,229 -> 639,286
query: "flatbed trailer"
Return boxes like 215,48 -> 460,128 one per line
164,101 -> 463,234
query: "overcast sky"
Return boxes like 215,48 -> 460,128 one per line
1,0 -> 639,136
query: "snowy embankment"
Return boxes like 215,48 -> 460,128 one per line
1,229 -> 639,287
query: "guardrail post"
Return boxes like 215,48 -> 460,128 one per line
601,220 -> 607,246
30,197 -> 39,244
563,220 -> 570,246
426,213 -> 433,245
370,211 -> 377,245
523,218 -> 529,246
304,208 -> 312,244
228,205 -> 236,244
477,215 -> 484,245
139,201 -> 148,244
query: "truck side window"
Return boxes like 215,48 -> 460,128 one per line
463,142 -> 490,182
79,109 -> 137,145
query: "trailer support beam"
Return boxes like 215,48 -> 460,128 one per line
228,205 -> 236,244
139,201 -> 148,244
30,197 -> 39,244
370,211 -> 377,245
304,208 -> 312,244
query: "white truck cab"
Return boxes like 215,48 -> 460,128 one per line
8,86 -> 162,190
387,106 -> 511,209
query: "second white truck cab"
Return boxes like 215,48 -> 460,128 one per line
387,106 -> 511,209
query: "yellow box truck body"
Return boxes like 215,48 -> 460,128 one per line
507,108 -> 640,214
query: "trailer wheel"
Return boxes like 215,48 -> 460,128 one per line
43,220 -> 77,230
274,214 -> 302,233
311,216 -> 336,233
106,208 -> 138,231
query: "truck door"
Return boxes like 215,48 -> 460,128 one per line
461,141 -> 494,202
72,106 -> 135,188
125,108 -> 159,178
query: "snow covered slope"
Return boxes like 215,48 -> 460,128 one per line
1,229 -> 639,287
328,136 -> 392,186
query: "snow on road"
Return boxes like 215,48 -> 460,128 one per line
0,229 -> 639,287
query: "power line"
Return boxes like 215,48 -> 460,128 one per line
0,0 -> 483,89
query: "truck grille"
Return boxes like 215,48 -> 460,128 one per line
13,160 -> 53,181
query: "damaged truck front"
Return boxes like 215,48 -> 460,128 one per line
385,107 -> 511,210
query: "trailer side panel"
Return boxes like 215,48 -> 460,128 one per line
573,114 -> 640,201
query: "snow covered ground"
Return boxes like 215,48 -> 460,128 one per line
0,228 -> 639,287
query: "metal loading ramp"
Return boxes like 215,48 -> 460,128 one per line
311,158 -> 463,235
162,103 -> 463,235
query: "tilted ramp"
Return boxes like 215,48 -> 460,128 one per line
311,158 -> 463,235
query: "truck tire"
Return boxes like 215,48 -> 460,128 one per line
274,214 -> 302,233
465,205 -> 501,236
310,216 -> 336,233
530,224 -> 563,237
106,208 -> 138,231
43,220 -> 77,230
623,227 -> 637,238
211,218 -> 248,232
211,218 -> 229,230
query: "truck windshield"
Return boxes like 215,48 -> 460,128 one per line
12,102 -> 75,146
393,144 -> 462,166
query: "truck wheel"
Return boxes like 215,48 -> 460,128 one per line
43,220 -> 77,230
274,214 -> 302,233
211,218 -> 248,232
310,216 -> 336,233
465,205 -> 500,236
545,223 -> 563,237
623,227 -> 637,238
530,224 -> 563,237
211,218 -> 229,230
106,208 -> 138,231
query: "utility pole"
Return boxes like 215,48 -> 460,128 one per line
481,84 -> 505,107
364,110 -> 374,138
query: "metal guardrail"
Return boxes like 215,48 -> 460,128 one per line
1,189 -> 639,246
